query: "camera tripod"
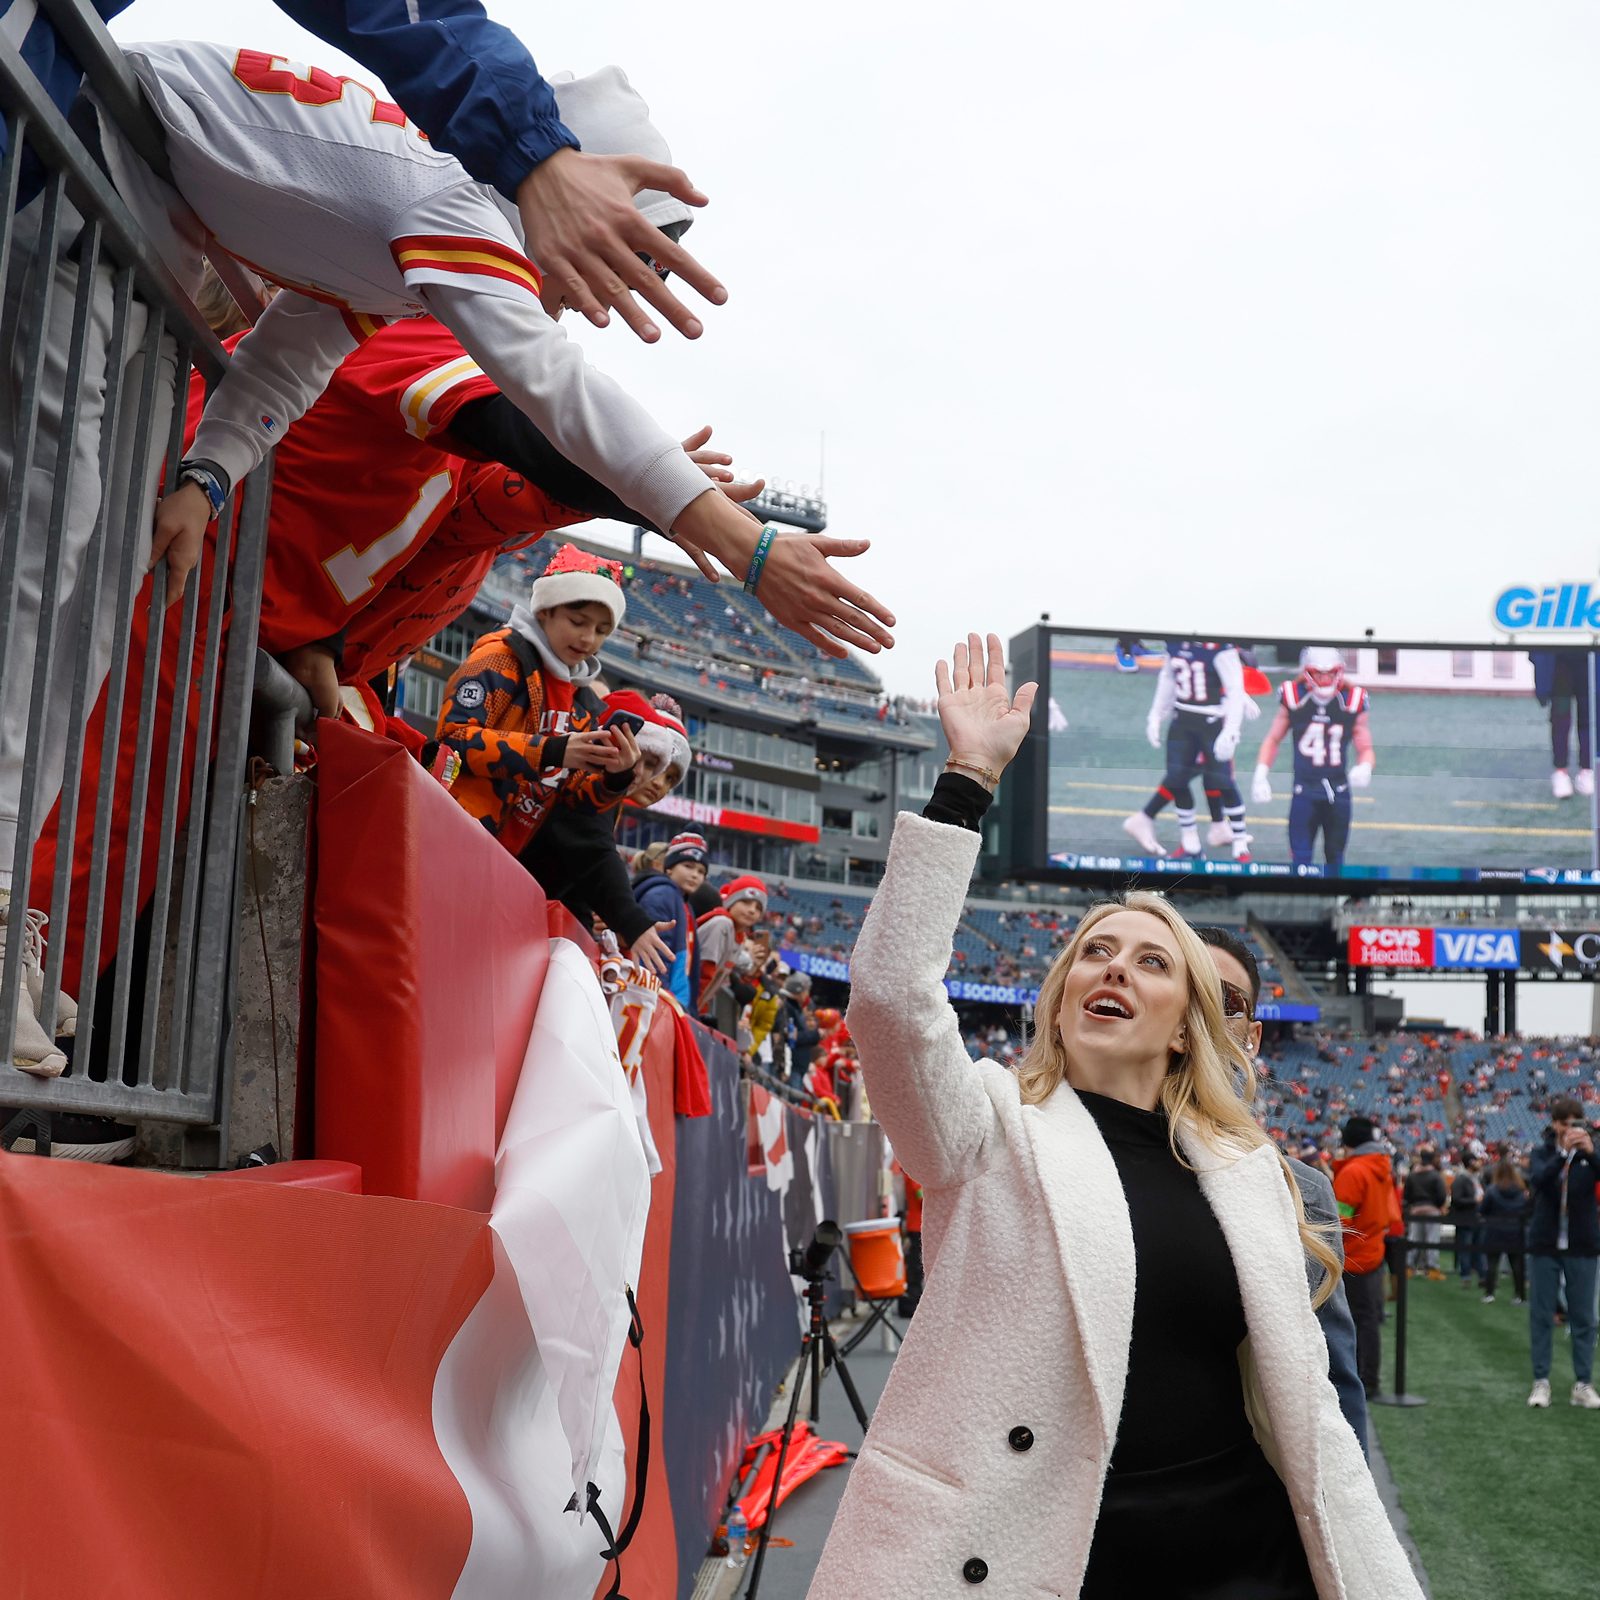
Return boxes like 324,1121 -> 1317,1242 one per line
742,1232 -> 872,1599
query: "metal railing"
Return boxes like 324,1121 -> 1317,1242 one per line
0,4 -> 293,1131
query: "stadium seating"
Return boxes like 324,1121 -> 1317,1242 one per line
483,543 -> 897,725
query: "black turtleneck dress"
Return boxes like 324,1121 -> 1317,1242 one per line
925,775 -> 1319,1597
1076,1091 -> 1318,1600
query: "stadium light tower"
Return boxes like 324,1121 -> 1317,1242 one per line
743,481 -> 829,533
629,479 -> 829,558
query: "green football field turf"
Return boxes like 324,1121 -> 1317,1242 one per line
1372,1274 -> 1600,1600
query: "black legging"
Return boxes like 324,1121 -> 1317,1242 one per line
1549,655 -> 1593,769
1483,1250 -> 1527,1300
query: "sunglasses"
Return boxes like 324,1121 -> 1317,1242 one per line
1221,981 -> 1254,1020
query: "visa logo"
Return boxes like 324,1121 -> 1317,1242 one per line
1434,930 -> 1520,969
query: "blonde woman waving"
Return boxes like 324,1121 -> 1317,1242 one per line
808,634 -> 1422,1600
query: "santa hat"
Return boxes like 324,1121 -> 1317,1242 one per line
530,543 -> 626,630
606,689 -> 691,777
720,875 -> 768,913
664,831 -> 709,870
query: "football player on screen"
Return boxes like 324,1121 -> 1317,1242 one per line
1251,646 -> 1374,872
1122,639 -> 1252,861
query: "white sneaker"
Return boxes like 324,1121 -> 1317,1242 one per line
1552,769 -> 1575,799
1578,769 -> 1596,798
1232,836 -> 1253,861
1122,812 -> 1166,858
20,907 -> 76,1038
1179,826 -> 1202,856
1529,1378 -> 1552,1408
1206,821 -> 1234,848
1482,1294 -> 1495,1303
1572,1382 -> 1600,1410
0,921 -> 67,1077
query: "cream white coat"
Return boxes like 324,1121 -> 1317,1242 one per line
807,812 -> 1424,1600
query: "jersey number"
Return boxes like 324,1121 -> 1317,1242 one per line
233,49 -> 408,128
1171,658 -> 1209,704
323,471 -> 454,604
616,1002 -> 647,1076
1297,723 -> 1344,768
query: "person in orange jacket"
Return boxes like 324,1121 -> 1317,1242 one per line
1332,1115 -> 1394,1401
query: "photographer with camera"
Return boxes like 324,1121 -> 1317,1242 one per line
1526,1098 -> 1600,1410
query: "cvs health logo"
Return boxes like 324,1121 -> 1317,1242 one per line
1433,929 -> 1520,970
1348,926 -> 1433,968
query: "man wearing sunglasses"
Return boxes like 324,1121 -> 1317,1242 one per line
1194,925 -> 1369,1454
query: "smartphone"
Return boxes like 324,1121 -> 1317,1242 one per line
604,709 -> 647,736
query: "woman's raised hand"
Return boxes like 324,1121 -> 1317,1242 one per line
935,633 -> 1037,784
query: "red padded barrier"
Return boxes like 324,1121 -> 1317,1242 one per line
312,722 -> 550,1210
212,1161 -> 364,1193
595,1002 -> 680,1598
547,901 -> 598,959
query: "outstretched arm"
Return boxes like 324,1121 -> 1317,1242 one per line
274,0 -> 724,341
849,635 -> 1036,1189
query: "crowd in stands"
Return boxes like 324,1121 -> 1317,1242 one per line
445,534 -> 901,727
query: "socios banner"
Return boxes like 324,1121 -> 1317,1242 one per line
1432,928 -> 1521,970
945,979 -> 1039,1005
778,947 -> 851,982
1348,926 -> 1434,968
1493,583 -> 1600,632
1521,930 -> 1600,974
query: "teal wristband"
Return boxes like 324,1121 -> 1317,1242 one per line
743,525 -> 777,594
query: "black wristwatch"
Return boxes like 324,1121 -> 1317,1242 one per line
176,457 -> 231,520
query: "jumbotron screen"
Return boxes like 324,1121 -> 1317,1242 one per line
1037,630 -> 1600,887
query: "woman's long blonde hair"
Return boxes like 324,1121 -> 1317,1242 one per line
1016,891 -> 1342,1308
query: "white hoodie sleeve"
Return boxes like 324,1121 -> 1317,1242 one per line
419,277 -> 711,533
188,292 -> 360,488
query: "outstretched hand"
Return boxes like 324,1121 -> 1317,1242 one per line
683,424 -> 766,506
935,633 -> 1037,780
517,149 -> 725,341
668,489 -> 895,658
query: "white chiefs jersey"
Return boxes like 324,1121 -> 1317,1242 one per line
100,41 -> 710,533
121,41 -> 520,317
608,965 -> 663,1177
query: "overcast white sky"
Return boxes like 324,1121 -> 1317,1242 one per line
111,3 -> 1600,1033
112,0 -> 1600,693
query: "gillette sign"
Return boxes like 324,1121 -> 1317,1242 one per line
1348,926 -> 1433,968
1493,583 -> 1600,632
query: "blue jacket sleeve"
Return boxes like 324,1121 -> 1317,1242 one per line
1291,1162 -> 1369,1455
272,0 -> 577,196
636,879 -> 686,953
1316,1278 -> 1370,1457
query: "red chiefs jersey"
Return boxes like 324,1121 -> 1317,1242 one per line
339,459 -> 583,685
182,318 -> 500,656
